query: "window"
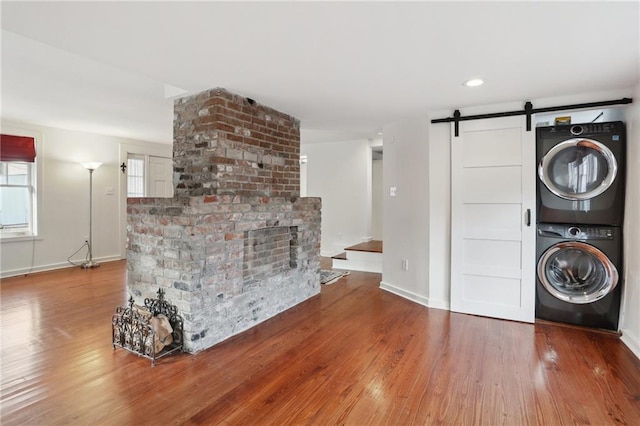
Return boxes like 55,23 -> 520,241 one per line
127,155 -> 145,197
126,154 -> 173,198
0,134 -> 37,238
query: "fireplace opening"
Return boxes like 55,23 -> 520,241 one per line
243,226 -> 298,289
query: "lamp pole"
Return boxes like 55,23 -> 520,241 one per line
81,162 -> 102,268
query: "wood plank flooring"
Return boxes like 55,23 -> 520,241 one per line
1,260 -> 639,425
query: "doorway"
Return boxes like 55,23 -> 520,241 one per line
371,147 -> 383,240
119,143 -> 173,258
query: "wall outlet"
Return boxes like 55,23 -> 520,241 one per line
401,259 -> 409,271
390,187 -> 397,197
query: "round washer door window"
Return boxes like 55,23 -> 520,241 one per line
537,241 -> 618,304
538,138 -> 617,200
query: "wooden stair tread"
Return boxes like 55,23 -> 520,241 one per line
331,252 -> 347,260
343,240 -> 382,253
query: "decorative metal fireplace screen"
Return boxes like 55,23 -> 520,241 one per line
112,289 -> 184,366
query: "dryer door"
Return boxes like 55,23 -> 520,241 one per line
538,138 -> 617,201
537,241 -> 618,304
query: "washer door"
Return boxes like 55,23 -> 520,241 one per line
538,138 -> 617,201
537,241 -> 618,304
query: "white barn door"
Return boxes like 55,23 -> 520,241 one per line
450,116 -> 535,322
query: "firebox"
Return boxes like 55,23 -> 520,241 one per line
243,226 -> 298,289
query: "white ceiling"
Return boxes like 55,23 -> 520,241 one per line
1,1 -> 639,144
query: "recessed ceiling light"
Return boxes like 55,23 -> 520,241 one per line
463,78 -> 484,87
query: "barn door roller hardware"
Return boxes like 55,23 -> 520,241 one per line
431,97 -> 633,137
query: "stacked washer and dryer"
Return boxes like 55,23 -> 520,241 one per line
536,121 -> 626,331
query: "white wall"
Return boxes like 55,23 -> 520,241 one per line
621,82 -> 640,359
380,117 -> 430,306
0,120 -> 171,277
427,119 -> 451,310
299,161 -> 307,197
371,159 -> 383,240
302,139 -> 371,256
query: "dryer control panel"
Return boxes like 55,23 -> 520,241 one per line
538,120 -> 624,138
569,122 -> 620,136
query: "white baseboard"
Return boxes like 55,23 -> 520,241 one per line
426,298 -> 451,311
380,281 -> 429,307
621,330 -> 640,361
379,281 -> 450,311
1,255 -> 122,279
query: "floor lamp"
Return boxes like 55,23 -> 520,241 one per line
81,162 -> 102,269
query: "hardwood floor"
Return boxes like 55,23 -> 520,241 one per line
1,260 -> 639,425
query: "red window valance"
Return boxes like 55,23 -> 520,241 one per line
0,134 -> 36,162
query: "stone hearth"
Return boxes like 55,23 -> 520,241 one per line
126,89 -> 321,353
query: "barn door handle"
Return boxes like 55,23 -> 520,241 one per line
525,209 -> 531,227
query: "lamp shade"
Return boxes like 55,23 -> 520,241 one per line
81,162 -> 102,171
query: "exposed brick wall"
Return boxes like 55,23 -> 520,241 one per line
126,88 -> 321,353
173,88 -> 300,197
127,196 -> 321,353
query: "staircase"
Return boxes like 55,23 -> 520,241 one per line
331,240 -> 382,273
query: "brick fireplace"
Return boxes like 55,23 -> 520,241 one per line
126,89 -> 321,353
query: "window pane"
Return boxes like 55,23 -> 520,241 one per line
1,162 -> 29,185
127,157 -> 145,197
8,164 -> 28,185
128,176 -> 144,197
7,162 -> 29,176
0,186 -> 30,227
